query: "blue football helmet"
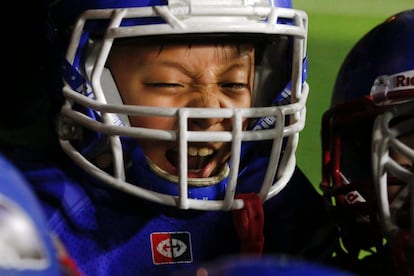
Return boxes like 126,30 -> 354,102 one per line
0,154 -> 60,276
320,9 -> 414,275
47,0 -> 309,210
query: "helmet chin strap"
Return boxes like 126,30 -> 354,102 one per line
232,193 -> 264,255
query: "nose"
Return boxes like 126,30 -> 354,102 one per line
189,115 -> 224,131
186,84 -> 224,130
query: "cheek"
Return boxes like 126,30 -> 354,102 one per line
244,93 -> 253,107
387,185 -> 404,202
225,91 -> 252,109
130,116 -> 174,161
138,138 -> 165,163
129,116 -> 176,130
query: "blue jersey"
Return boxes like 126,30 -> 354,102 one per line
7,150 -> 338,276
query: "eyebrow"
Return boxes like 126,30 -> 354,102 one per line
145,55 -> 252,74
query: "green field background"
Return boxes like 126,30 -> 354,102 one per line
293,1 -> 413,191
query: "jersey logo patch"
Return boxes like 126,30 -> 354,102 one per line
150,232 -> 192,265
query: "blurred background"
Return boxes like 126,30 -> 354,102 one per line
293,0 -> 413,191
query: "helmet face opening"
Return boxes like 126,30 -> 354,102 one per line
53,0 -> 309,210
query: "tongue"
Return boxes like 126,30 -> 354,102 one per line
188,155 -> 206,170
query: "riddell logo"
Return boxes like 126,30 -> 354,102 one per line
394,74 -> 414,87
151,232 -> 193,265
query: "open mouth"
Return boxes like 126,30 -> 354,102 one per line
166,146 -> 215,174
145,144 -> 230,186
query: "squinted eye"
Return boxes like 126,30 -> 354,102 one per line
220,83 -> 248,89
147,83 -> 184,88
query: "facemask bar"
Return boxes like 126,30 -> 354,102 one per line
60,89 -> 307,210
372,99 -> 414,240
59,1 -> 308,210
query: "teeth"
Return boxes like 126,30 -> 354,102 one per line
188,147 -> 198,156
188,147 -> 213,157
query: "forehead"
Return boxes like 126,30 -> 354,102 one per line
109,41 -> 255,65
112,39 -> 254,52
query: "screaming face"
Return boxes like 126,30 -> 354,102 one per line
107,42 -> 255,185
